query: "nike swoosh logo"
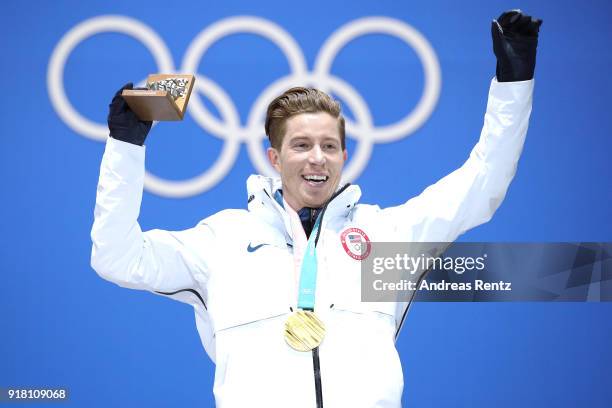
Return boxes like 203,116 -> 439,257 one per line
247,243 -> 269,253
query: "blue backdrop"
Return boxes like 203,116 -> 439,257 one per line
1,0 -> 611,406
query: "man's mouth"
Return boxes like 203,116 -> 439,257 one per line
302,175 -> 329,185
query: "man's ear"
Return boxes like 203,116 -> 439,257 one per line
267,147 -> 282,173
343,149 -> 348,162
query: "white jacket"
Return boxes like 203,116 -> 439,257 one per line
91,78 -> 534,407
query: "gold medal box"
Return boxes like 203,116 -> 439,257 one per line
122,74 -> 195,121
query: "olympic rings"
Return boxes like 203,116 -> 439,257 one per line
48,15 -> 441,198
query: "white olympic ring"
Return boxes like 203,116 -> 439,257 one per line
48,15 -> 441,198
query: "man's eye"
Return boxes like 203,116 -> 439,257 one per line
324,144 -> 338,150
294,143 -> 308,149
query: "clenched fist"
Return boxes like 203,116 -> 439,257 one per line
107,83 -> 152,146
492,10 -> 543,82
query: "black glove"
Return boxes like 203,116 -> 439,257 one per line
492,10 -> 542,82
107,82 -> 152,146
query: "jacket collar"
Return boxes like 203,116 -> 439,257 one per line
246,174 -> 361,241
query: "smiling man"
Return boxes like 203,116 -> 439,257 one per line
267,106 -> 347,211
91,10 -> 541,408
265,89 -> 348,240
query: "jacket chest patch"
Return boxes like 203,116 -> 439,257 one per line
340,227 -> 371,260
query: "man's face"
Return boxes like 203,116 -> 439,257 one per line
267,112 -> 347,211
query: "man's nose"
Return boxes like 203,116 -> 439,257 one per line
308,145 -> 325,165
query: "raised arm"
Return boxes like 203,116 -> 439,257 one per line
381,11 -> 542,242
90,84 -> 211,304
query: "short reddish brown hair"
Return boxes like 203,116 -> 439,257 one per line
265,87 -> 346,150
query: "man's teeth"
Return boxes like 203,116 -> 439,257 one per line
303,175 -> 328,182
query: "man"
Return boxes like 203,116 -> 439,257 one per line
91,10 -> 542,408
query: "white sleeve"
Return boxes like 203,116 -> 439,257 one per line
382,78 -> 534,242
90,137 -> 212,304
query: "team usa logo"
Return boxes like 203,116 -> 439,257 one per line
340,228 -> 371,260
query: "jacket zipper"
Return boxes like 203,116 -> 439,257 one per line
309,206 -> 324,407
308,183 -> 351,408
312,346 -> 323,408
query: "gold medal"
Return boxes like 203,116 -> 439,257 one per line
284,310 -> 326,352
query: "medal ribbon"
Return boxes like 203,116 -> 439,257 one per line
297,214 -> 322,310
